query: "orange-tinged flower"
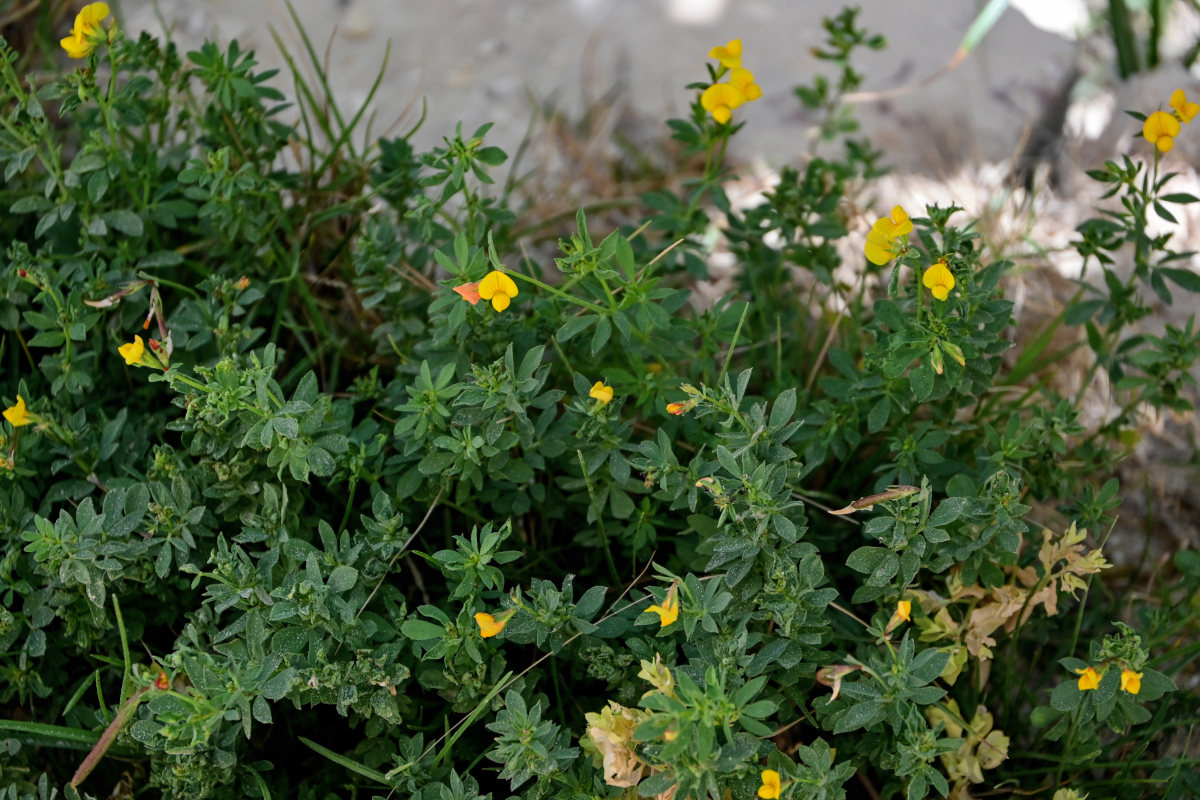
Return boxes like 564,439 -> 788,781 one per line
709,38 -> 742,69
475,611 -> 510,638
758,770 -> 781,799
477,270 -> 518,312
729,68 -> 762,102
589,381 -> 614,405
922,260 -> 956,301
1170,89 -> 1198,124
644,584 -> 679,628
453,281 -> 482,306
118,335 -> 146,366
864,205 -> 914,265
701,82 -> 746,125
666,401 -> 688,415
61,2 -> 110,59
1120,669 -> 1143,695
1075,666 -> 1101,691
3,395 -> 33,427
155,670 -> 170,690
1143,111 -> 1180,153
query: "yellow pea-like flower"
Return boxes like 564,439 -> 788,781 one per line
589,381 -> 614,405
708,38 -> 742,69
3,395 -> 33,427
1143,110 -> 1180,153
1075,666 -> 1101,691
922,260 -> 956,302
1120,669 -> 1143,695
477,270 -> 519,312
61,2 -> 110,59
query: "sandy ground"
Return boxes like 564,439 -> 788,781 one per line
113,0 -> 1090,171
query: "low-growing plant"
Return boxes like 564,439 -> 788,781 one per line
1,4 -> 1198,800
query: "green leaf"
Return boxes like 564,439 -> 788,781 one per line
833,700 -> 885,733
103,209 -> 144,237
400,619 -> 447,641
327,565 -> 358,592
846,546 -> 886,574
259,668 -> 296,700
1159,267 -> 1200,292
909,362 -> 935,402
299,737 -> 389,785
557,314 -> 595,342
867,396 -> 890,433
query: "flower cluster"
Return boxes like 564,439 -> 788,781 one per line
864,205 -> 913,266
1074,665 -> 1142,695
700,39 -> 763,125
1142,88 -> 1197,153
61,2 -> 111,59
453,269 -> 519,312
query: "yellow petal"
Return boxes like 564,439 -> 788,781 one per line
3,395 -> 33,427
1169,89 -> 1197,123
589,381 -> 614,404
61,33 -> 92,58
495,271 -> 518,298
758,770 -> 781,800
475,612 -> 506,638
890,205 -> 913,236
1144,111 -> 1180,145
864,229 -> 895,265
118,335 -> 146,366
79,2 -> 110,28
490,292 -> 511,312
1120,669 -> 1142,695
922,261 -> 955,300
729,68 -> 756,89
896,600 -> 912,622
477,270 -> 500,299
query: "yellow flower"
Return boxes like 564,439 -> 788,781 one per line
474,611 -> 510,638
729,67 -> 762,103
589,381 -> 614,405
758,769 -> 781,800
118,335 -> 146,366
1120,669 -> 1142,695
666,401 -> 689,416
895,600 -> 912,622
709,38 -> 742,69
644,585 -> 679,628
863,205 -> 913,265
3,395 -> 33,427
922,260 -> 956,301
1170,89 -> 1199,124
477,270 -> 519,312
1143,110 -> 1180,153
701,82 -> 746,125
61,2 -> 110,59
1075,666 -> 1101,691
